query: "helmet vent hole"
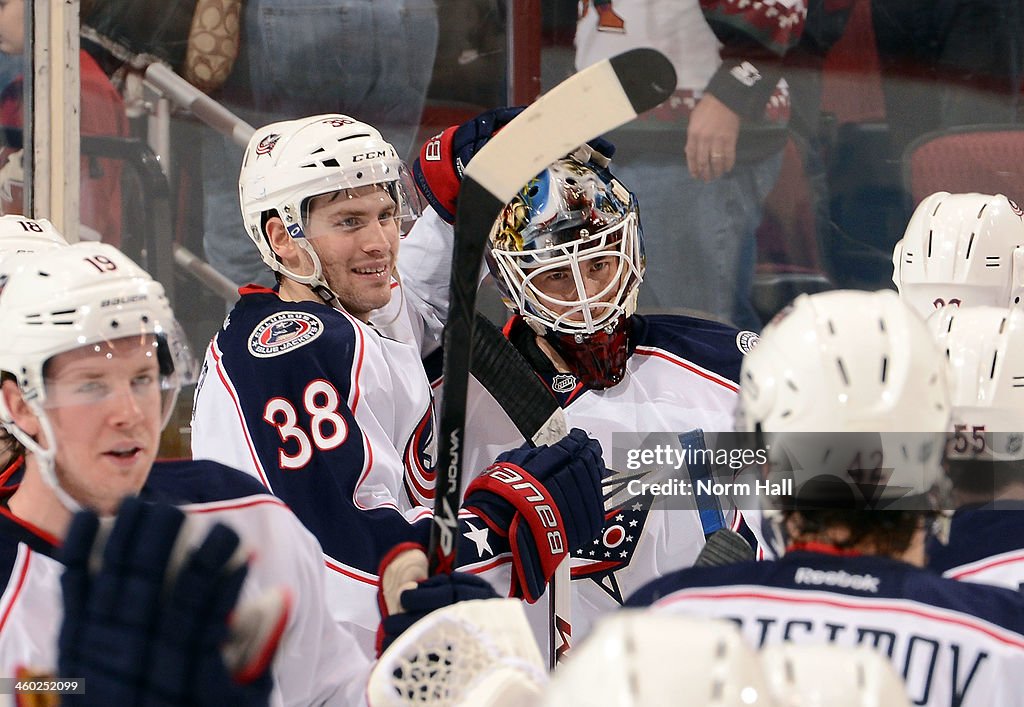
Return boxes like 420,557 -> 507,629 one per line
322,158 -> 340,168
780,409 -> 792,418
965,233 -> 975,259
1016,296 -> 1021,304
878,318 -> 886,333
927,231 -> 933,257
110,320 -> 119,329
999,317 -> 1008,334
826,319 -> 836,335
881,356 -> 888,383
527,185 -> 539,197
990,351 -> 999,379
786,379 -> 798,392
978,204 -> 987,218
836,358 -> 850,386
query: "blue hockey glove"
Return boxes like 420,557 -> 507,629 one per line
375,544 -> 498,655
59,497 -> 283,706
413,105 -> 525,223
463,428 -> 605,602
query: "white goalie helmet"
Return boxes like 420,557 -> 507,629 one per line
928,304 -> 1024,460
737,290 -> 951,514
543,611 -> 773,706
0,214 -> 68,263
0,243 -> 196,509
239,114 -> 423,301
486,155 -> 644,335
892,191 -> 1024,318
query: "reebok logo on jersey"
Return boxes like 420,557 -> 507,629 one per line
794,567 -> 880,593
248,311 -> 324,358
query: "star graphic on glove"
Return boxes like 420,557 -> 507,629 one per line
463,521 -> 493,557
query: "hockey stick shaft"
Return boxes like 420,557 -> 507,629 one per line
470,314 -> 569,667
427,48 -> 677,576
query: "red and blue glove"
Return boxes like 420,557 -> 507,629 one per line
413,106 -> 618,224
413,106 -> 525,223
462,428 -> 605,602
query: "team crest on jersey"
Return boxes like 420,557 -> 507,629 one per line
255,133 -> 281,156
736,330 -> 759,354
552,373 -> 578,393
248,311 -> 323,358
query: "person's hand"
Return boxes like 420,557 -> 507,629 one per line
685,94 -> 740,182
463,428 -> 605,601
59,497 -> 289,706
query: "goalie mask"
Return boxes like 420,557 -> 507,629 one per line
239,114 -> 424,306
892,191 -> 1024,318
0,243 -> 196,511
486,156 -> 643,388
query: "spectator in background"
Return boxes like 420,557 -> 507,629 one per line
573,0 -> 811,331
872,0 -> 1023,161
0,0 -> 128,245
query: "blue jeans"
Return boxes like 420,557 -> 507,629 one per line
202,0 -> 439,288
610,140 -> 783,332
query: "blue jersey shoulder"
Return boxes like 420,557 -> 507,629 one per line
928,505 -> 1024,576
143,459 -> 274,506
626,551 -> 1024,632
632,313 -> 756,385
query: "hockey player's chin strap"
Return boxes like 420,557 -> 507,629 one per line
277,239 -> 344,311
3,401 -> 82,513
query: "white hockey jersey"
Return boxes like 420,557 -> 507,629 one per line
191,285 -> 517,661
627,548 -> 1024,706
0,460 -> 365,706
395,208 -> 760,653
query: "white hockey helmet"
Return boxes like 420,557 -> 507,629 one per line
760,644 -> 910,707
892,191 -> 1024,318
543,611 -> 772,707
0,243 -> 196,509
0,214 -> 67,263
486,155 -> 644,335
928,304 -> 1024,460
239,114 -> 423,301
737,290 -> 951,513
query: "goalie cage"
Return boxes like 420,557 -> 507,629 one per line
367,598 -> 547,707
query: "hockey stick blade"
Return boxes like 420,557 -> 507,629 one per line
428,48 -> 677,576
695,528 -> 755,568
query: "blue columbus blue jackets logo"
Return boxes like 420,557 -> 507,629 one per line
248,311 -> 324,358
